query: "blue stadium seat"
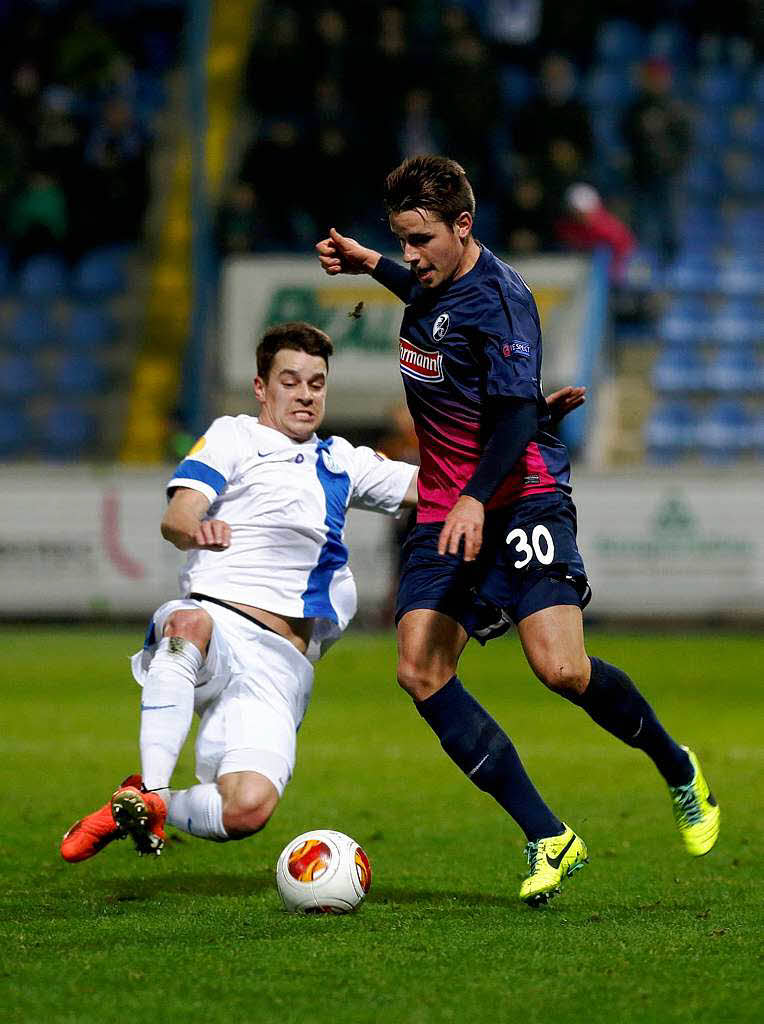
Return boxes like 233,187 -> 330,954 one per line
499,65 -> 535,110
657,296 -> 709,345
751,66 -> 764,105
72,247 -> 127,298
0,247 -> 10,295
709,297 -> 763,345
39,404 -> 96,459
693,111 -> 731,149
0,408 -> 29,456
682,157 -> 722,198
724,151 -> 764,196
752,412 -> 764,458
696,399 -> 752,461
646,22 -> 692,65
696,67 -> 745,108
678,206 -> 723,250
704,348 -> 760,393
719,256 -> 762,296
53,353 -> 105,395
652,346 -> 706,393
585,67 -> 635,108
64,306 -> 117,350
622,246 -> 663,291
664,252 -> 718,293
7,305 -> 56,352
594,20 -> 645,64
18,255 -> 68,300
644,401 -> 698,462
730,109 -> 764,151
0,354 -> 44,401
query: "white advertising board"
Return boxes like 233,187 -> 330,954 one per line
0,467 -> 395,618
574,472 -> 764,617
220,254 -> 590,424
0,468 -> 762,620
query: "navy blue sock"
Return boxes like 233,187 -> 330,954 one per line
415,676 -> 564,842
571,657 -> 692,786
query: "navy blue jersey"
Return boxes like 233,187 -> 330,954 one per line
392,245 -> 572,522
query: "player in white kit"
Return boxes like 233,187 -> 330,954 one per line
61,322 -> 418,862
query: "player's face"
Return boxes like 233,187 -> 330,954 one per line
254,349 -> 328,442
389,208 -> 473,288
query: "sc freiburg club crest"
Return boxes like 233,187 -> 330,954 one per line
432,312 -> 450,341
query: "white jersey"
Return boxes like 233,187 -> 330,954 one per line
168,415 -> 415,656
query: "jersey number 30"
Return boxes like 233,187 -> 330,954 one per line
505,525 -> 555,568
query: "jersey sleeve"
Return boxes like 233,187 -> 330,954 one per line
167,417 -> 241,502
481,287 -> 541,401
344,442 -> 416,514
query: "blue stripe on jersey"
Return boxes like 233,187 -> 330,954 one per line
302,440 -> 350,623
143,617 -> 156,649
173,459 -> 226,495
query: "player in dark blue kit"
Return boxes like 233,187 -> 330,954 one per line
316,156 -> 719,905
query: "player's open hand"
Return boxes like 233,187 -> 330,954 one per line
438,495 -> 485,562
315,228 -> 381,276
192,518 -> 231,551
545,385 -> 586,424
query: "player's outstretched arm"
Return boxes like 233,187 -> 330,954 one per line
545,386 -> 586,423
161,488 -> 231,551
315,228 -> 381,276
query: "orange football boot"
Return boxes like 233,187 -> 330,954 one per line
111,784 -> 167,857
61,773 -> 143,863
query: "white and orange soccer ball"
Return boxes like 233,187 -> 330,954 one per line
275,829 -> 372,914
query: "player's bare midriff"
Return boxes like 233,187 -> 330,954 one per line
229,602 -> 314,654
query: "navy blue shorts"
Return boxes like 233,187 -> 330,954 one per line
395,493 -> 591,643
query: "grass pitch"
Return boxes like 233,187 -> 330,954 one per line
1,626 -> 761,1023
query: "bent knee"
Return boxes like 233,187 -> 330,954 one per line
533,658 -> 590,697
221,775 -> 280,838
162,609 -> 213,652
397,657 -> 455,702
222,794 -> 277,838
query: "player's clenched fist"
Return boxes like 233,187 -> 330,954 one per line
192,518 -> 231,551
315,227 -> 381,276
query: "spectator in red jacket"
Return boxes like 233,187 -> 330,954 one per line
555,183 -> 636,281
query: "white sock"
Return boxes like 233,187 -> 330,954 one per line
168,783 -> 229,841
140,636 -> 203,791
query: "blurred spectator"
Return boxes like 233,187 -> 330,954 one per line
555,183 -> 636,281
623,57 -> 691,263
217,182 -> 276,255
311,8 -> 351,82
54,11 -> 122,93
245,6 -> 309,117
513,55 -> 592,178
483,0 -> 543,65
308,126 -> 358,236
74,96 -> 149,250
7,167 -> 68,267
502,174 -> 556,254
434,15 -> 499,189
398,88 -> 444,160
240,119 -> 310,248
356,5 -> 413,174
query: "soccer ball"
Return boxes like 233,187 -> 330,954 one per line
275,829 -> 372,914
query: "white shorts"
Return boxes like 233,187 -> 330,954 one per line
131,598 -> 314,796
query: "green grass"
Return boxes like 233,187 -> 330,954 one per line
1,626 -> 761,1023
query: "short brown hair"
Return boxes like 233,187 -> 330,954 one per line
383,155 -> 476,226
256,322 -> 334,380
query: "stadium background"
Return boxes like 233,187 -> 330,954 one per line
0,0 -> 762,623
1,5 -> 762,1024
